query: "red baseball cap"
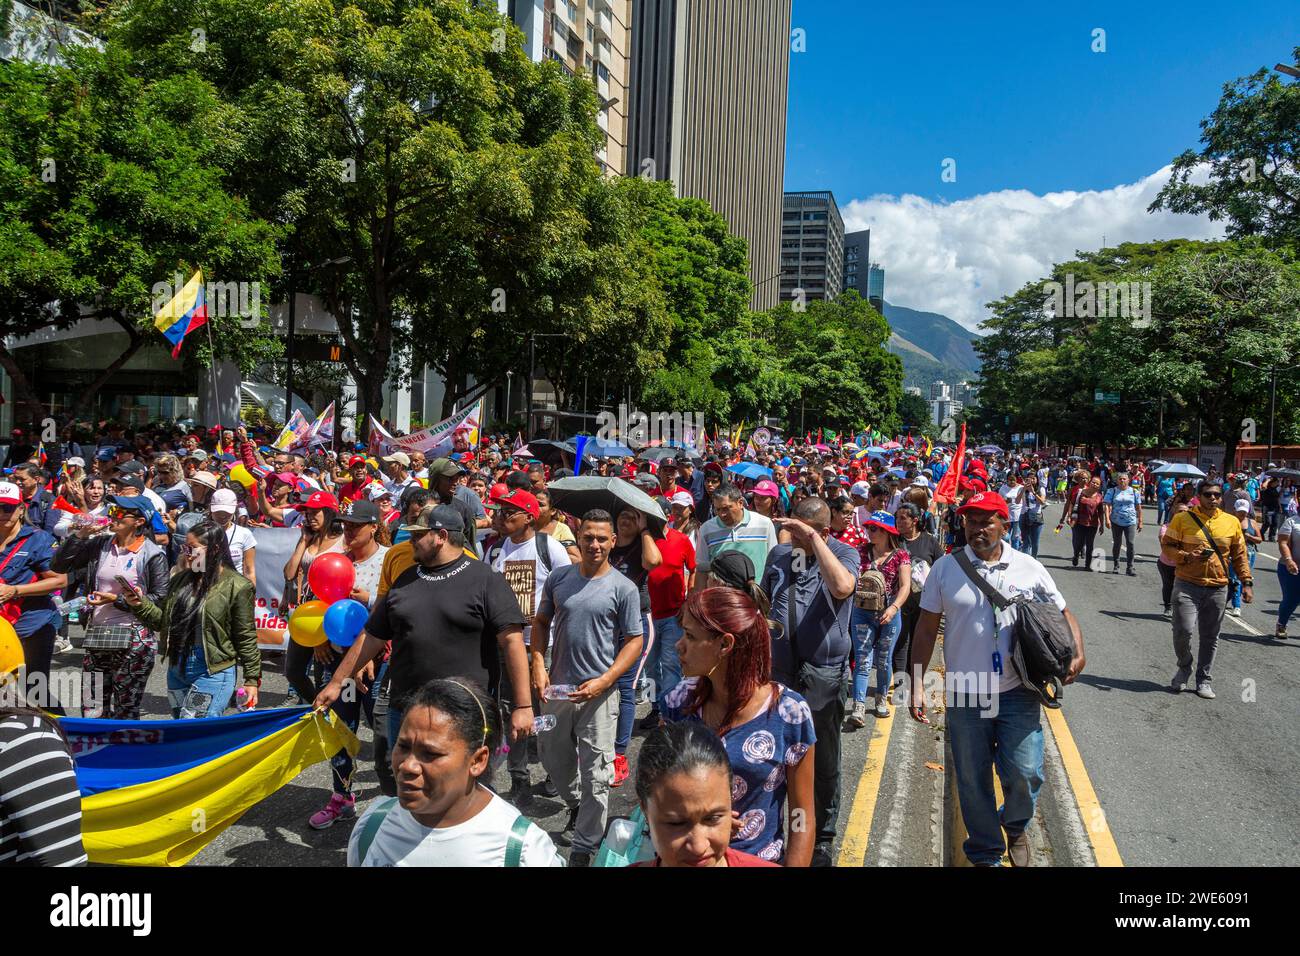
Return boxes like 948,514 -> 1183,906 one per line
348,455 -> 367,467
494,488 -> 540,519
957,491 -> 1009,519
301,491 -> 340,511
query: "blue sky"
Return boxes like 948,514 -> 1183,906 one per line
782,1 -> 1300,327
785,0 -> 1300,199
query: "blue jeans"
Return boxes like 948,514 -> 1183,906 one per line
946,686 -> 1044,865
646,614 -> 684,711
1019,517 -> 1043,557
616,613 -> 652,754
850,606 -> 902,702
1228,552 -> 1257,609
1278,563 -> 1300,630
1157,496 -> 1172,525
166,643 -> 237,719
1007,521 -> 1023,551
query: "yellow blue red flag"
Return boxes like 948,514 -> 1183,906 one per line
153,270 -> 208,358
63,707 -> 358,866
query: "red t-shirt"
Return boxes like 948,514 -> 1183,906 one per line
647,528 -> 697,619
338,478 -> 372,504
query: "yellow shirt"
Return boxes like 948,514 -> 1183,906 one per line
1161,507 -> 1251,588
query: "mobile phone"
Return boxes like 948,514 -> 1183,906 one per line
114,575 -> 137,593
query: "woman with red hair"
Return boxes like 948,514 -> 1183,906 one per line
661,587 -> 816,866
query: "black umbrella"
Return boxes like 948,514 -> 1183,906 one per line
1266,468 -> 1300,480
516,440 -> 596,470
546,476 -> 668,536
638,445 -> 701,464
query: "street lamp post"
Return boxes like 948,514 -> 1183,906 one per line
525,332 -> 568,440
505,370 -> 513,426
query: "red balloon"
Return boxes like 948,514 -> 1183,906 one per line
308,552 -> 355,604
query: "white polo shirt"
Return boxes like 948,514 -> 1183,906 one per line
919,544 -> 1067,695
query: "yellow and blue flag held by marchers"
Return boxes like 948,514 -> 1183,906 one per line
153,270 -> 208,358
62,707 -> 358,866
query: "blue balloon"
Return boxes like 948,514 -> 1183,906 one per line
323,599 -> 368,648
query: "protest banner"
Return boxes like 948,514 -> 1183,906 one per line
367,398 -> 483,458
250,527 -> 299,650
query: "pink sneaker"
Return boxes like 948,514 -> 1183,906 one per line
309,792 -> 356,830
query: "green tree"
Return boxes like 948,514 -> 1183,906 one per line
1150,48 -> 1300,244
0,44 -> 282,424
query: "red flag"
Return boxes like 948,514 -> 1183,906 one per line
817,427 -> 823,445
52,495 -> 83,515
933,423 -> 966,505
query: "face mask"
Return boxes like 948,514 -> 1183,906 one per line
189,545 -> 207,573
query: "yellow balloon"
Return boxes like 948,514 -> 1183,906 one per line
229,464 -> 255,489
289,600 -> 329,647
0,617 -> 23,675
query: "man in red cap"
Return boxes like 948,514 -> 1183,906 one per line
908,491 -> 1084,868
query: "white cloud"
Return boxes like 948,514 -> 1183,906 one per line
841,166 -> 1225,333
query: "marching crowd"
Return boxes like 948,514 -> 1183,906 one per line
1,419 -> 1296,868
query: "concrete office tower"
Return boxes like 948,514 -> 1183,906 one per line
780,191 -> 845,303
626,0 -> 793,310
843,228 -> 870,299
500,0 -> 631,177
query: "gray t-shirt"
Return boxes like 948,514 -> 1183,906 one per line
762,538 -> 861,678
537,563 -> 643,685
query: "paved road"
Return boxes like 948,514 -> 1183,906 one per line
49,502 -> 1298,866
1025,505 -> 1299,866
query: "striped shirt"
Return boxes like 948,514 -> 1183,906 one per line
694,509 -> 778,575
0,714 -> 87,866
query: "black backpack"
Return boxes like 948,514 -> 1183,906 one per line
953,549 -> 1076,708
486,532 -> 553,573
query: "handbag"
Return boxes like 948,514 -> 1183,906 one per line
83,623 -> 145,651
952,549 -> 1076,708
1184,511 -> 1232,579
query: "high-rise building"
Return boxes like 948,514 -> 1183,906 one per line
780,191 -> 845,304
625,0 -> 792,310
930,380 -> 951,401
954,380 -> 980,406
500,0 -> 630,177
843,229 -> 870,300
866,263 -> 885,313
930,398 -> 963,426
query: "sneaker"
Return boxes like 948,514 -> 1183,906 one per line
811,843 -> 834,867
872,697 -> 890,718
507,776 -> 531,806
539,776 -> 559,797
1071,554 -> 1078,567
568,850 -> 592,867
1111,566 -> 1121,575
846,700 -> 867,728
53,637 -> 73,654
638,709 -> 661,731
308,792 -> 356,830
1170,666 -> 1192,693
1162,606 -> 1172,620
1126,568 -> 1136,577
556,806 -> 579,846
1196,683 -> 1216,700
612,753 -> 630,788
1276,626 -> 1288,640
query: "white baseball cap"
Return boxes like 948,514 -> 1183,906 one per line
1233,498 -> 1251,513
670,490 -> 695,508
0,481 -> 21,506
367,483 -> 394,501
849,481 -> 871,498
66,457 -> 86,468
210,488 -> 238,514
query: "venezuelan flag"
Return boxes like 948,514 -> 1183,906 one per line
153,270 -> 208,358
63,707 -> 358,866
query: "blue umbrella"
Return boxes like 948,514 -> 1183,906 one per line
576,436 -> 636,458
727,462 -> 773,481
888,467 -> 906,478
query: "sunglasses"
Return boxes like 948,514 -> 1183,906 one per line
0,503 -> 18,515
1199,490 -> 1224,498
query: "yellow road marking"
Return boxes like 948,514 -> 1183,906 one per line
836,707 -> 895,867
1044,706 -> 1124,866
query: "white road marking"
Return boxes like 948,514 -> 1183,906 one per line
1223,612 -> 1264,637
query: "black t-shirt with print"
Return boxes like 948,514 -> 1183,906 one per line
609,539 -> 651,614
366,554 -> 526,708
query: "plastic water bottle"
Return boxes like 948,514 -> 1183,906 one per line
541,684 -> 577,701
235,687 -> 253,711
54,595 -> 87,621
532,714 -> 557,733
